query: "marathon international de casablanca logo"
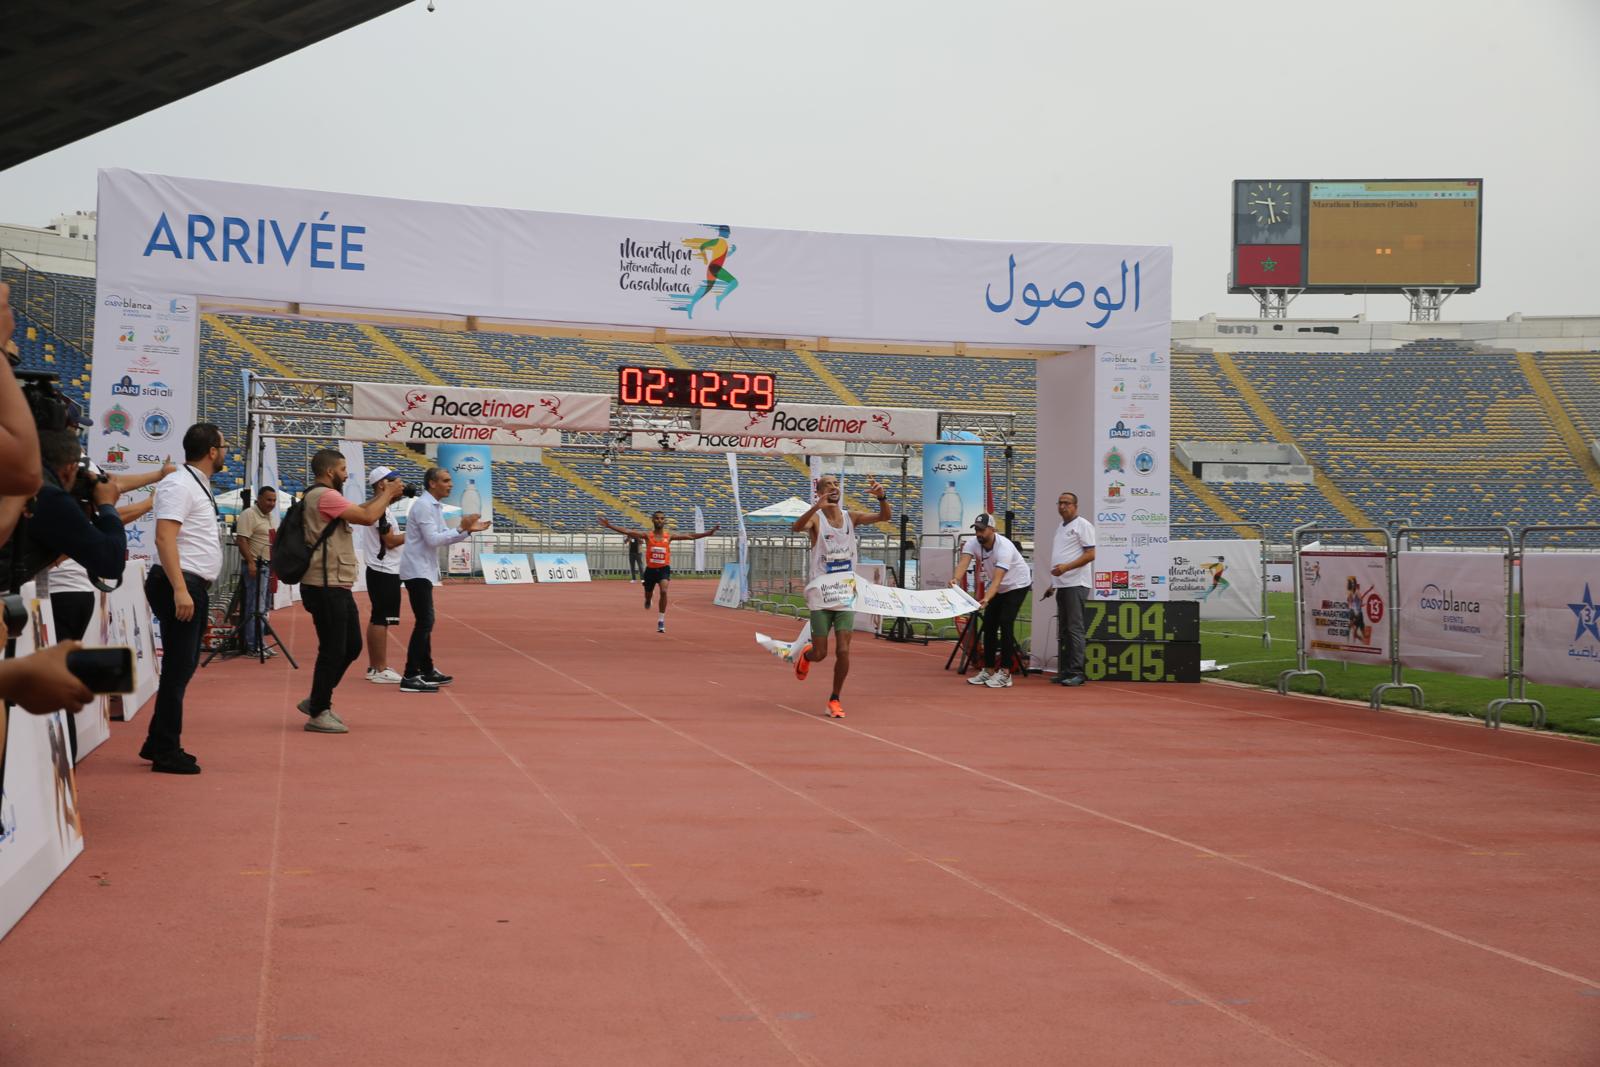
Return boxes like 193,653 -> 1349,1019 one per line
619,225 -> 740,320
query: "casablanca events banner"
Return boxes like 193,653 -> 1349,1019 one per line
700,403 -> 940,446
0,589 -> 85,941
1168,539 -> 1262,621
1092,350 -> 1171,600
88,290 -> 200,566
1520,553 -> 1600,690
350,382 -> 609,433
1396,551 -> 1508,679
1299,550 -> 1390,663
97,170 -> 1171,350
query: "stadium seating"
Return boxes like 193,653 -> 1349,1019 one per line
13,266 -> 1600,545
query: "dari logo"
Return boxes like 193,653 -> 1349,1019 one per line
111,375 -> 140,397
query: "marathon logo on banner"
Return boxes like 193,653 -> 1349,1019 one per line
342,419 -> 561,447
701,403 -> 940,445
350,382 -> 611,432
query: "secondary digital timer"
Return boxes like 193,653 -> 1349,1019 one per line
616,366 -> 776,412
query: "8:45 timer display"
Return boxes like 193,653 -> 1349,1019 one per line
617,366 -> 776,412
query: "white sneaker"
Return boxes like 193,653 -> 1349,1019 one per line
368,668 -> 403,685
967,668 -> 993,686
985,669 -> 1013,688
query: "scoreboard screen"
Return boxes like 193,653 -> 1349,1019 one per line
1230,178 -> 1482,295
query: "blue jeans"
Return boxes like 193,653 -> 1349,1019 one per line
240,564 -> 269,651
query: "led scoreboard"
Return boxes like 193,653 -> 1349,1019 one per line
1081,601 -> 1201,683
617,366 -> 776,412
1230,178 -> 1482,294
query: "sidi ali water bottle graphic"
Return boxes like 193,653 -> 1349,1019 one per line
460,481 -> 482,521
938,482 -> 963,531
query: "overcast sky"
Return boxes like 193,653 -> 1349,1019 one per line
2,0 -> 1596,322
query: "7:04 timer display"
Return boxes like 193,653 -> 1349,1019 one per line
617,366 -> 776,412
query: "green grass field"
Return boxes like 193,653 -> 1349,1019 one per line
743,589 -> 1600,738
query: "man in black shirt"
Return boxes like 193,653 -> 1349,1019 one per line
22,429 -> 126,584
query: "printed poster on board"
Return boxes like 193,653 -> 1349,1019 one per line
1168,539 -> 1262,621
1520,554 -> 1600,690
1299,551 -> 1389,662
1395,551 -> 1507,679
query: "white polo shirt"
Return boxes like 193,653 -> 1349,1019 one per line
962,532 -> 1033,594
1051,516 -> 1097,589
153,465 -> 224,582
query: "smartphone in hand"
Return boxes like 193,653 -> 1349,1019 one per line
66,647 -> 135,694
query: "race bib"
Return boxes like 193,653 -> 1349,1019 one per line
824,559 -> 852,573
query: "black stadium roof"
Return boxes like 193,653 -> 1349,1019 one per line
2,1 -> 411,172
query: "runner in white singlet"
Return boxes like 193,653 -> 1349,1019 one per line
791,473 -> 890,718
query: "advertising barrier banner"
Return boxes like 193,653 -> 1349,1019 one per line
1299,551 -> 1390,662
481,553 -> 534,585
0,590 -> 86,941
1168,539 -> 1262,620
532,553 -> 592,583
713,563 -> 745,608
88,290 -> 199,566
1521,554 -> 1600,689
1396,551 -> 1507,678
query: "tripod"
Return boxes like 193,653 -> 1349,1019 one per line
943,607 -> 1030,679
202,565 -> 297,669
876,516 -> 929,646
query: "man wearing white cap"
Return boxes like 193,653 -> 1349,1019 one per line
357,466 -> 408,684
951,513 -> 1033,688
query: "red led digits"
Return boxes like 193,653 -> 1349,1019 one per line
617,365 -> 775,410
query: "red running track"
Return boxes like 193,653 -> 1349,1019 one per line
3,579 -> 1599,1065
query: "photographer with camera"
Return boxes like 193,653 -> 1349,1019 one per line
49,458 -> 176,643
357,466 -> 409,685
25,429 -> 129,588
142,423 -> 227,775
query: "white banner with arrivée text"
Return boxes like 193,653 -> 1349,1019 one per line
97,169 -> 1171,350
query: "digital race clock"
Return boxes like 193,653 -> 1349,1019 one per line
1081,601 -> 1201,683
616,366 -> 776,412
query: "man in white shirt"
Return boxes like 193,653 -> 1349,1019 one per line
357,466 -> 408,684
1045,491 -> 1096,687
397,467 -> 489,692
143,423 -> 227,774
951,513 -> 1033,689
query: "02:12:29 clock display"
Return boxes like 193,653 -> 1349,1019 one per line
616,366 -> 776,411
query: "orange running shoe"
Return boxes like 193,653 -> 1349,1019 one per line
794,643 -> 813,681
827,698 -> 845,718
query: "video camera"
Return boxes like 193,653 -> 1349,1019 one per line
1,371 -> 107,592
17,370 -> 81,435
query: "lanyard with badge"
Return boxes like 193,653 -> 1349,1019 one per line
184,465 -> 222,527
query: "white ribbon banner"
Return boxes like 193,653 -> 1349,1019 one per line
343,419 -> 561,447
1299,551 -> 1391,662
1168,539 -> 1262,621
804,573 -> 980,620
350,382 -> 611,432
1396,551 -> 1507,678
1521,553 -> 1600,690
701,403 -> 940,445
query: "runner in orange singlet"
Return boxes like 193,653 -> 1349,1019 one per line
598,510 -> 719,633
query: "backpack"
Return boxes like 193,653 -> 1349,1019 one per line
271,488 -> 343,585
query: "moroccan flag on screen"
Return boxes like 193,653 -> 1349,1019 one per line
1235,245 -> 1303,287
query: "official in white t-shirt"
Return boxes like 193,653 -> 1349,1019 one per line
951,513 -> 1033,688
143,423 -> 227,774
1045,491 -> 1097,686
357,466 -> 409,684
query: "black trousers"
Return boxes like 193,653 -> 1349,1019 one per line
1055,586 -> 1089,679
301,585 -> 362,714
628,553 -> 641,581
51,591 -> 96,763
403,578 -> 436,678
144,568 -> 210,756
981,587 -> 1029,670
